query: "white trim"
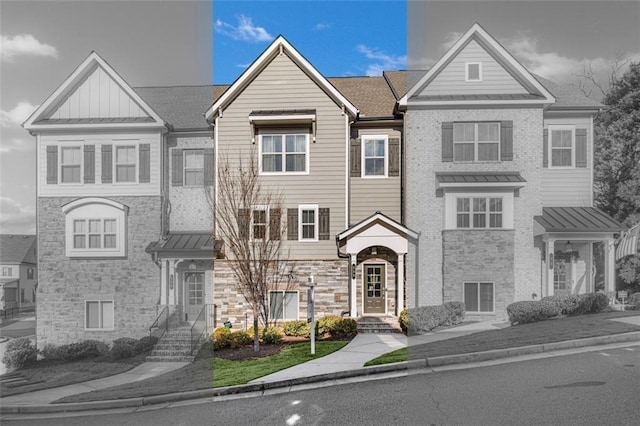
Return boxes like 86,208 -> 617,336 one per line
361,262 -> 388,316
445,192 -> 514,230
112,141 -> 138,184
337,212 -> 418,241
24,51 -> 165,130
183,149 -> 205,187
465,62 -> 482,82
361,135 -> 388,178
205,36 -> 359,121
249,114 -> 316,123
58,142 -> 84,185
453,122 -> 500,163
258,133 -> 310,175
463,281 -> 495,314
84,299 -> 115,331
547,125 -> 576,169
400,23 -> 555,106
62,197 -> 128,214
298,204 -> 319,242
250,205 -> 269,241
184,271 -> 205,306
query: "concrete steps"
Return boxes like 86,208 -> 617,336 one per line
146,326 -> 195,362
357,316 -> 403,334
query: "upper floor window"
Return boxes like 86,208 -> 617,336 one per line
465,62 -> 482,82
260,134 -> 308,174
454,122 -> 500,162
115,145 -> 136,182
62,198 -> 128,258
60,146 -> 82,183
362,136 -> 387,177
298,204 -> 318,241
252,207 -> 268,240
456,197 -> 503,229
184,150 -> 204,186
549,126 -> 575,168
1,266 -> 13,277
27,268 -> 34,279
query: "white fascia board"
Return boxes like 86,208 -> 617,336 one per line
23,52 -> 166,130
404,23 -> 556,104
338,213 -> 418,241
205,36 -> 359,121
25,122 -> 167,131
438,182 -> 526,189
249,114 -> 316,123
407,99 -> 552,108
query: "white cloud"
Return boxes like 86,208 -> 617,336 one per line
1,34 -> 58,62
0,137 -> 34,154
441,31 -> 463,51
0,101 -> 38,128
214,15 -> 273,43
313,23 -> 331,31
356,45 -> 406,76
0,197 -> 36,235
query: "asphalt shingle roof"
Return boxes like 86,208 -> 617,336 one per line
328,76 -> 398,118
134,85 -> 214,131
0,235 -> 37,264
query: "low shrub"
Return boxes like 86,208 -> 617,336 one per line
330,318 -> 358,338
61,340 -> 110,361
443,301 -> 466,325
229,331 -> 253,349
408,305 -> 450,334
626,292 -> 640,310
507,301 -> 543,325
213,326 -> 231,340
112,337 -> 137,347
262,327 -> 283,344
316,316 -> 341,336
247,325 -> 264,339
2,338 -> 37,370
110,342 -> 135,359
282,320 -> 310,337
41,344 -> 64,361
134,335 -> 159,353
541,294 -> 582,315
213,327 -> 233,350
539,300 -> 561,318
580,292 -> 609,313
399,309 -> 408,334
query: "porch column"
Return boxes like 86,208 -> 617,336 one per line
396,253 -> 405,316
547,239 -> 555,297
168,259 -> 176,305
349,254 -> 357,317
605,238 -> 616,292
160,259 -> 168,305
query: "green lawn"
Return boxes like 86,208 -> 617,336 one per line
55,341 -> 348,403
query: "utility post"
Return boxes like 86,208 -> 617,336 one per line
306,275 -> 316,355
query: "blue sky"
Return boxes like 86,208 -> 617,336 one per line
1,1 -> 639,234
213,0 -> 407,84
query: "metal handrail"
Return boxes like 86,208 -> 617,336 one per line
149,305 -> 169,339
190,304 -> 216,354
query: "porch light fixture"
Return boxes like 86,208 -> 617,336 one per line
189,260 -> 197,270
566,241 -> 573,252
371,247 -> 378,256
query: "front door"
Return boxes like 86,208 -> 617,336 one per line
184,271 -> 204,321
364,264 -> 385,314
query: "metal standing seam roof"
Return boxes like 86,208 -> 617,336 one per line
145,232 -> 221,255
436,172 -> 527,184
413,93 -> 546,102
534,207 -> 624,233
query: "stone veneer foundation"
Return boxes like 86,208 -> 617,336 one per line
36,196 -> 161,347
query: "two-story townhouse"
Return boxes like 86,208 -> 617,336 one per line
400,23 -> 623,320
0,235 -> 37,312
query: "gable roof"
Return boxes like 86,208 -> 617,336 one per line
23,51 -> 165,131
400,23 -> 556,107
0,235 -> 37,264
134,85 -> 214,131
328,76 -> 398,119
534,75 -> 604,110
205,35 -> 359,121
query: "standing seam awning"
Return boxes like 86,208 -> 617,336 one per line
145,233 -> 223,258
534,207 -> 624,233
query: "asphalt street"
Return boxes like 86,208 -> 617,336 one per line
5,344 -> 639,425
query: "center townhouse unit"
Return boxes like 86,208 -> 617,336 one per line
23,23 -> 623,346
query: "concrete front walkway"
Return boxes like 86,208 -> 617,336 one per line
0,361 -> 188,405
250,320 -> 504,383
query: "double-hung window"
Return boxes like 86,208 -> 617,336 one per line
85,300 -> 114,330
456,197 -> 503,229
1,267 -> 12,277
115,145 -> 136,182
269,291 -> 298,320
184,150 -> 204,186
464,282 -> 494,313
60,146 -> 82,183
362,136 -> 387,177
73,218 -> 117,249
252,207 -> 268,240
453,122 -> 499,162
261,134 -> 308,174
549,126 -> 574,167
298,204 -> 318,241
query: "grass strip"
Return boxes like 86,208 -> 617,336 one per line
364,347 -> 407,367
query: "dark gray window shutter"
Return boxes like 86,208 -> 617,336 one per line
84,145 -> 95,183
204,148 -> 215,186
101,144 -> 112,183
319,208 -> 330,240
139,144 -> 150,183
350,138 -> 361,177
543,129 -> 548,168
46,146 -> 58,184
269,208 -> 281,240
442,122 -> 453,162
287,208 -> 298,240
388,137 -> 400,176
500,121 -> 513,161
238,208 -> 249,240
576,129 -> 587,168
172,149 -> 183,186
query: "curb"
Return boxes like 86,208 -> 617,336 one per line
0,360 -> 426,414
2,331 -> 640,415
425,331 -> 640,366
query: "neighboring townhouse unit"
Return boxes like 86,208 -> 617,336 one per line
400,23 -> 623,319
0,235 -> 37,312
22,24 -> 623,346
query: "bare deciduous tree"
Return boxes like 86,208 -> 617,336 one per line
207,152 -> 291,351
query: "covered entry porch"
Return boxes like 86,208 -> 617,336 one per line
337,212 -> 418,317
534,207 -> 624,297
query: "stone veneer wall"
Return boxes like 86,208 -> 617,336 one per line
443,230 -> 514,320
37,196 -> 161,347
213,259 -> 349,328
